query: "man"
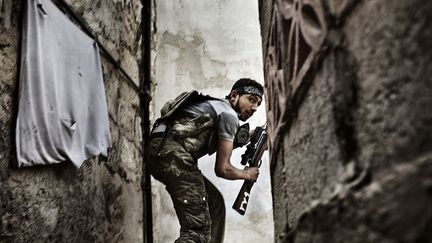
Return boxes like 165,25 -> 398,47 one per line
148,78 -> 264,242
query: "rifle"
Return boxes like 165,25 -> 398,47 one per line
232,125 -> 268,215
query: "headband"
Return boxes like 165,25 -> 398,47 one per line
235,86 -> 263,98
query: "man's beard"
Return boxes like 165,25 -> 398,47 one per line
234,102 -> 246,121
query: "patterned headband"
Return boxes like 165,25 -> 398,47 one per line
235,86 -> 263,98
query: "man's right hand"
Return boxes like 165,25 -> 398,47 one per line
244,166 -> 259,182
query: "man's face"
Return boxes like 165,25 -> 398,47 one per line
231,92 -> 262,121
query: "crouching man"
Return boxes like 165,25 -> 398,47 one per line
148,78 -> 264,242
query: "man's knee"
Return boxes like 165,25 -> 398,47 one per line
169,175 -> 211,242
175,228 -> 211,243
172,193 -> 211,229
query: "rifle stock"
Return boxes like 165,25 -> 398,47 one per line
232,180 -> 254,215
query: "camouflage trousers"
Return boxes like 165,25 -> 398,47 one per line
149,137 -> 226,243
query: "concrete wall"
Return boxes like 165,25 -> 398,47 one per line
151,0 -> 274,242
0,0 -> 145,242
260,0 -> 432,242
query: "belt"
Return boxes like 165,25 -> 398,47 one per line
150,131 -> 166,139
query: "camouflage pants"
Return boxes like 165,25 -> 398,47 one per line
149,137 -> 226,243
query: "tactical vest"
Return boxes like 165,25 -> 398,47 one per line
153,91 -> 222,159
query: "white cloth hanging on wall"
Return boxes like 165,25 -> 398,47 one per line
16,0 -> 112,167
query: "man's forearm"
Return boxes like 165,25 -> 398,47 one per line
215,138 -> 258,181
215,163 -> 249,180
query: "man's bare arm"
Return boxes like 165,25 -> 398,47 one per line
214,138 -> 258,181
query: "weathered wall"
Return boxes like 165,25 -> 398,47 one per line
260,0 -> 432,242
151,0 -> 274,242
0,0 -> 145,242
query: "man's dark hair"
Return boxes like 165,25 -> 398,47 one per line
226,78 -> 264,99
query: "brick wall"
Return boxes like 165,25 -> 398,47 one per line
0,0 -> 146,241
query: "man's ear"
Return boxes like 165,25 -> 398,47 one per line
229,90 -> 239,101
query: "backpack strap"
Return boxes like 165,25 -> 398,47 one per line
159,90 -> 221,122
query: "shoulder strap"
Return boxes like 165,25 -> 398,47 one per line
158,90 -> 221,122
